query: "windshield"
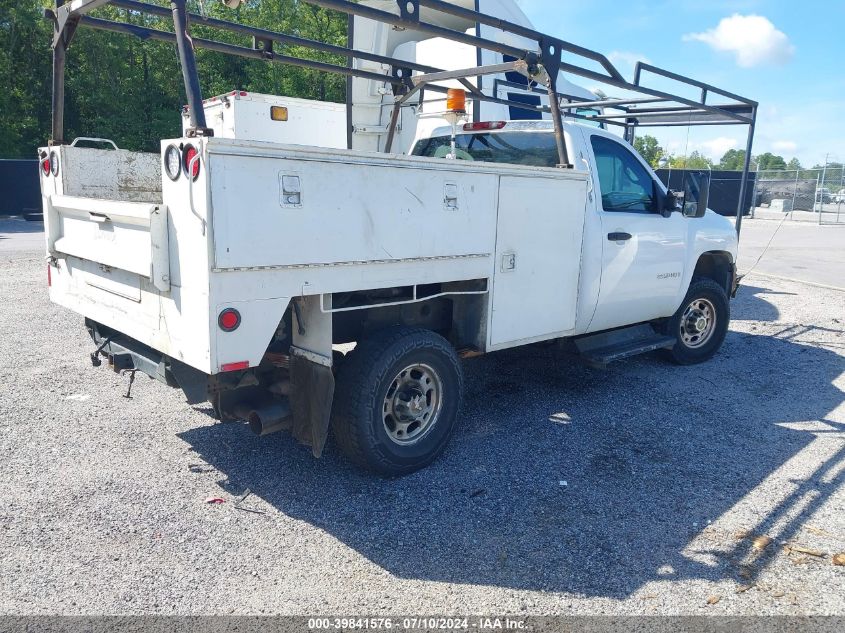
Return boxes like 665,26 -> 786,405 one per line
411,131 -> 559,167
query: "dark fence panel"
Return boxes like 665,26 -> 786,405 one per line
656,169 -> 755,217
0,160 -> 41,217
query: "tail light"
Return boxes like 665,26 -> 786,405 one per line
218,308 -> 241,332
463,121 -> 506,132
164,144 -> 181,181
183,144 -> 200,181
47,264 -> 52,287
49,151 -> 59,176
41,157 -> 51,176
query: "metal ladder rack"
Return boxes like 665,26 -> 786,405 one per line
45,0 -> 758,233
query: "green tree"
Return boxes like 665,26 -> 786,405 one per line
756,152 -> 787,171
667,151 -> 712,170
0,0 -> 53,157
632,134 -> 664,168
0,0 -> 350,157
718,149 -> 746,170
787,157 -> 802,170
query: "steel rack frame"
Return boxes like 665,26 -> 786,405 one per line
44,0 -> 758,233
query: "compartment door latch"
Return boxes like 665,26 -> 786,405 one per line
280,174 -> 302,207
444,182 -> 459,210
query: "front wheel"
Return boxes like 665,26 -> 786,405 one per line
663,277 -> 730,365
331,327 -> 464,476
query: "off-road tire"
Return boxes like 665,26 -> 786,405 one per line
663,277 -> 730,365
331,327 -> 463,476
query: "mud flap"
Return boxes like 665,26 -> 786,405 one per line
289,352 -> 335,458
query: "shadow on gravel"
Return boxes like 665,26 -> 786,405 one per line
180,287 -> 844,599
732,284 -> 795,322
0,219 -> 45,238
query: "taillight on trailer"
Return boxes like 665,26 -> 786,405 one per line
47,264 -> 52,287
463,121 -> 506,132
183,144 -> 200,181
41,157 -> 51,176
49,151 -> 59,176
218,308 -> 241,332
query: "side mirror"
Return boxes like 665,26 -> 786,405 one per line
660,189 -> 680,218
681,170 -> 710,218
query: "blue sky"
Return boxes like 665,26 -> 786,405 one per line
516,0 -> 844,167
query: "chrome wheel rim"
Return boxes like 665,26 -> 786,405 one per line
383,363 -> 442,445
680,297 -> 717,349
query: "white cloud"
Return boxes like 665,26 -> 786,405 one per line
771,140 -> 798,154
699,137 -> 740,161
683,14 -> 795,68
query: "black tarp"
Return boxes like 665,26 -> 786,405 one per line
0,160 -> 40,217
656,168 -> 755,217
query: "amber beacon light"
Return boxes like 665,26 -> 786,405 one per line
446,88 -> 466,114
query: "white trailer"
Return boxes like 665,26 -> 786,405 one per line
40,0 -> 757,474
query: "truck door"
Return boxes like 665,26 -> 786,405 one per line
583,131 -> 688,332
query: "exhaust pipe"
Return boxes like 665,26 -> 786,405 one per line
233,399 -> 292,437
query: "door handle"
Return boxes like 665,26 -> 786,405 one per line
607,232 -> 632,242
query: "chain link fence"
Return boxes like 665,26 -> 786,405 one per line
753,161 -> 845,224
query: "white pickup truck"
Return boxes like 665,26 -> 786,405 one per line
40,0 -> 757,476
39,113 -> 736,475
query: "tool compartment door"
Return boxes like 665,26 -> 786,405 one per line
489,174 -> 588,348
46,195 -> 170,292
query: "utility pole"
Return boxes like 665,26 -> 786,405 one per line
817,152 -> 829,223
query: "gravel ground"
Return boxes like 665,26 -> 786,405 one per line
1,230 -> 843,616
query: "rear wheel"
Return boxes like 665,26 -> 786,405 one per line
663,277 -> 730,365
331,327 -> 463,476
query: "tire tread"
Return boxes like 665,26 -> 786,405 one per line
331,327 -> 463,475
665,276 -> 730,365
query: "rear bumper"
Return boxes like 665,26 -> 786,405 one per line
87,319 -> 209,404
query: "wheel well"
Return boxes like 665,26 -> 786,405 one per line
693,251 -> 734,293
330,281 -> 489,351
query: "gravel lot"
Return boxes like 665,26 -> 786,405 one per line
1,221 -> 843,616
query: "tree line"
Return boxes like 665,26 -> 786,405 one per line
633,134 -> 840,181
0,0 -> 347,158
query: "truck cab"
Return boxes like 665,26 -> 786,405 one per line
412,119 -> 738,335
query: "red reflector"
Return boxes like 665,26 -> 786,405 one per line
463,121 -> 507,132
221,361 -> 249,372
218,308 -> 241,332
47,264 -> 52,287
41,158 -> 51,175
183,144 -> 200,180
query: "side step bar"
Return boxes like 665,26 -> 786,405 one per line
575,324 -> 676,368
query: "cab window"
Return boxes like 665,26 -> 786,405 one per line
590,135 -> 656,213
